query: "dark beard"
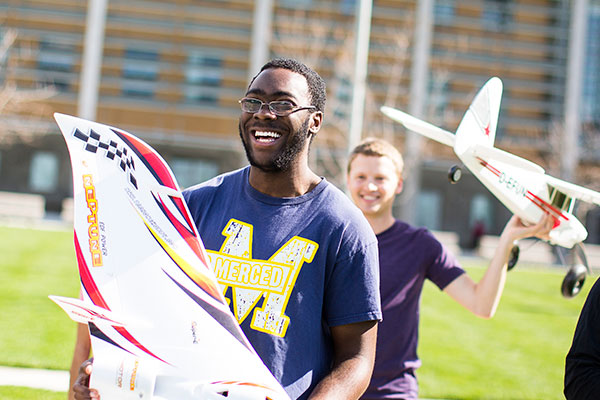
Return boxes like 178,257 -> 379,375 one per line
239,118 -> 311,173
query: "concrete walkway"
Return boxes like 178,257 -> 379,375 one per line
0,366 -> 69,392
0,366 -> 448,399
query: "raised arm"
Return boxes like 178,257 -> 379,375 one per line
308,320 -> 378,400
444,213 -> 553,318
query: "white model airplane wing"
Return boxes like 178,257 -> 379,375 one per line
51,113 -> 290,400
470,144 -> 545,174
380,106 -> 456,147
544,174 -> 600,206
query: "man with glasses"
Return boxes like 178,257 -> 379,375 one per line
74,58 -> 381,400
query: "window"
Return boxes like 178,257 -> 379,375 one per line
416,190 -> 441,230
341,0 -> 356,16
481,0 -> 511,31
122,49 -> 159,98
184,51 -> 223,104
0,30 -> 8,83
38,40 -> 75,72
170,157 -> 219,189
582,5 -> 600,124
280,0 -> 313,9
186,68 -> 222,86
434,0 -> 455,25
332,76 -> 352,120
123,49 -> 159,80
37,39 -> 75,91
29,151 -> 59,193
183,88 -> 218,104
428,77 -> 449,120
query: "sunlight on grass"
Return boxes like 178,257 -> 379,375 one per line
419,264 -> 592,399
0,225 -> 593,399
0,225 -> 80,370
0,386 -> 66,400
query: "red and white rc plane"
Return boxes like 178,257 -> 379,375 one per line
381,77 -> 600,298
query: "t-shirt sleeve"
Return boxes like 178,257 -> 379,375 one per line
324,239 -> 382,327
423,230 -> 465,290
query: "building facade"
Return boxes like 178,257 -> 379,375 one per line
1,0 -> 599,245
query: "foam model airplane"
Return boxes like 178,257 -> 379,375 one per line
381,77 -> 600,298
49,113 -> 290,400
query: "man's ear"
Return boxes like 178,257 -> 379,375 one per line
309,111 -> 323,134
395,177 -> 404,194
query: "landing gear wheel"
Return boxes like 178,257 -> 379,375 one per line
561,264 -> 587,298
448,165 -> 462,184
507,244 -> 519,271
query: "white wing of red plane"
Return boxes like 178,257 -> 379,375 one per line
380,106 -> 456,147
544,175 -> 600,207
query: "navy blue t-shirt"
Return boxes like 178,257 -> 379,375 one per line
362,220 -> 464,400
183,166 -> 382,399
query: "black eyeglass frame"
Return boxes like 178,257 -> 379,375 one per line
238,97 -> 317,117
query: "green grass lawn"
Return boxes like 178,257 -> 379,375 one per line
0,225 -> 593,399
419,263 -> 591,399
0,225 -> 80,372
0,386 -> 67,400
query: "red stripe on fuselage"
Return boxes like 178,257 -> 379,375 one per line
478,158 -> 501,177
477,158 -> 567,225
524,191 -> 567,227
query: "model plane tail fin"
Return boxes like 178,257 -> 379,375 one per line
454,77 -> 503,156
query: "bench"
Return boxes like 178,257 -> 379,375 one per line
61,197 -> 74,224
431,230 -> 461,256
0,191 -> 45,221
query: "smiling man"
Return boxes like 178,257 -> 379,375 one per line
184,59 -> 382,400
346,137 -> 553,400
73,58 -> 381,400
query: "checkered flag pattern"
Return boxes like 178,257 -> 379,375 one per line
73,127 -> 138,189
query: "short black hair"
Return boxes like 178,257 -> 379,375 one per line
248,58 -> 326,114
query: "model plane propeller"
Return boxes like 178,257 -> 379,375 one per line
381,77 -> 600,298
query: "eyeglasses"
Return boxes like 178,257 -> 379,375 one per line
238,97 -> 316,117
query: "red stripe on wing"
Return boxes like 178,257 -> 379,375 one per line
154,192 -> 210,268
113,129 -> 177,191
74,232 -> 168,364
172,196 -> 196,237
75,233 -> 109,309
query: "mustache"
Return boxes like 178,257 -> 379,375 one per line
248,123 -> 285,132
